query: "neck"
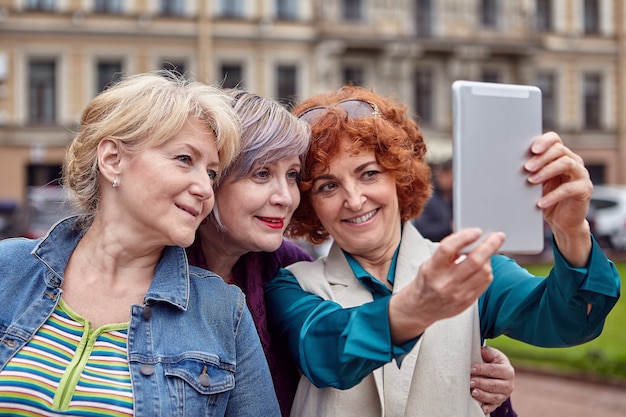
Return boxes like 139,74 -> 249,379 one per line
197,224 -> 247,284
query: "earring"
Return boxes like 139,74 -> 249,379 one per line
112,178 -> 119,189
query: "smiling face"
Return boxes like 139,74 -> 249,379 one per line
212,155 -> 302,254
309,142 -> 402,259
117,117 -> 219,248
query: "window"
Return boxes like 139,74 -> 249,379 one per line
276,65 -> 297,109
276,0 -> 297,20
415,0 -> 433,37
413,69 -> 433,125
220,0 -> 244,18
480,0 -> 497,28
96,60 -> 122,93
342,0 -> 363,22
535,0 -> 552,32
94,0 -> 121,14
583,73 -> 602,129
27,164 -> 63,187
161,0 -> 185,16
221,64 -> 244,89
536,72 -> 556,129
586,164 -> 606,185
25,0 -> 55,11
28,60 -> 56,125
342,66 -> 364,86
584,0 -> 600,34
162,61 -> 187,76
481,69 -> 500,83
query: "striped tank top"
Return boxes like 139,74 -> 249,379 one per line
0,299 -> 133,416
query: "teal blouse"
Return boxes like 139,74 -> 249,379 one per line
264,236 -> 620,390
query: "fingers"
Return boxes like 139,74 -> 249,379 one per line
434,228 -> 483,265
471,387 -> 509,415
437,229 -> 506,267
470,347 -> 515,414
524,132 -> 593,232
389,230 -> 505,343
425,230 -> 505,305
525,132 -> 591,193
480,345 -> 512,366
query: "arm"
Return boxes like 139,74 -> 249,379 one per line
265,269 -> 416,389
265,229 -> 506,388
480,239 -> 620,346
477,132 -> 620,347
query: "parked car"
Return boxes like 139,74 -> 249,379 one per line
22,185 -> 75,239
588,184 -> 626,250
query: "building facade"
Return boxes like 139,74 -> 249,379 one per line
0,0 -> 624,213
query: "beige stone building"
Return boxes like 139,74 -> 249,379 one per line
0,0 -> 625,233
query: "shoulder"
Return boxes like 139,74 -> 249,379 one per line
188,265 -> 245,302
0,235 -> 37,251
276,240 -> 315,263
0,237 -> 38,266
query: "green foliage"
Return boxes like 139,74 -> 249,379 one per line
488,261 -> 626,384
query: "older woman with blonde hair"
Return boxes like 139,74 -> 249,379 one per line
0,71 -> 280,416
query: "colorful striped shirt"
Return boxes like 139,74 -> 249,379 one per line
0,299 -> 133,416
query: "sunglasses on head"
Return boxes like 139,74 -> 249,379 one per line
297,98 -> 382,124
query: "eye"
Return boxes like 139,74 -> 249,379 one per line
287,170 -> 301,183
207,170 -> 218,181
363,170 -> 380,180
177,155 -> 192,164
252,169 -> 270,180
316,181 -> 337,194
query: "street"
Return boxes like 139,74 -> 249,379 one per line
510,370 -> 626,416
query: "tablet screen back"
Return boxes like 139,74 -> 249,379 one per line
451,80 -> 544,254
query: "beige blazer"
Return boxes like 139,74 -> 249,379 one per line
287,223 -> 486,417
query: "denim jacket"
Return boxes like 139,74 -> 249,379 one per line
0,217 -> 280,417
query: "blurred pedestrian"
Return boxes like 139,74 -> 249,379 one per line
411,158 -> 453,241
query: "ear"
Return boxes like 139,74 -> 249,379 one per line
97,138 -> 122,184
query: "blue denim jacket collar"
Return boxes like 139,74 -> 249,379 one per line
33,216 -> 191,310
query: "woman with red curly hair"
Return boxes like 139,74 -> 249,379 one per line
265,85 -> 620,417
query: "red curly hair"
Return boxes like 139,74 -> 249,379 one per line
287,85 -> 432,244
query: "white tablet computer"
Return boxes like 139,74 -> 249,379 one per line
451,80 -> 544,254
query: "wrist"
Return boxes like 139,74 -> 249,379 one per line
388,291 -> 430,345
551,220 -> 592,267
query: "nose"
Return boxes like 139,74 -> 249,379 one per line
269,176 -> 299,207
269,178 -> 295,207
343,183 -> 366,210
190,171 -> 215,202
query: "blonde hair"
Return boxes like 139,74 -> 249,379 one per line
62,70 -> 241,230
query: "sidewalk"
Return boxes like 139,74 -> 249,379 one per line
510,370 -> 626,416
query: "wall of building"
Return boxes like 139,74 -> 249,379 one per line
0,0 -> 624,210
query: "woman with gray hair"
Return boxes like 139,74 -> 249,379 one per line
186,89 -> 313,416
0,71 -> 280,416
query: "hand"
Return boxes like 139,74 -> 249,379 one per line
525,131 -> 593,266
389,228 -> 506,344
470,346 -> 515,415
